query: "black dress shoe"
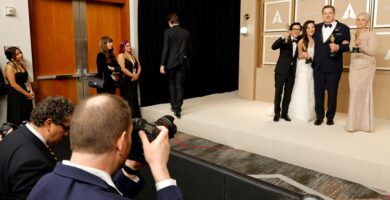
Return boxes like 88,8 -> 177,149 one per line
281,114 -> 291,121
273,115 -> 279,122
174,111 -> 181,118
314,119 -> 323,125
326,119 -> 334,125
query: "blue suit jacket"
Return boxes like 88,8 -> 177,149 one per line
313,21 -> 350,73
27,163 -> 183,200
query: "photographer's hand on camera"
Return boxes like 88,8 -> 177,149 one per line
139,126 -> 171,183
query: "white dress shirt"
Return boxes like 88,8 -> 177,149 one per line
322,21 -> 337,42
26,123 -> 47,147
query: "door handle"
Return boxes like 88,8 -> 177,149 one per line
36,69 -> 97,80
37,73 -> 78,80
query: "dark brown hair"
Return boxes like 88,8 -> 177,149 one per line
30,96 -> 74,127
322,5 -> 335,13
167,13 -> 179,24
301,20 -> 315,49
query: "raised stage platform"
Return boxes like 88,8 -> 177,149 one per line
141,91 -> 390,194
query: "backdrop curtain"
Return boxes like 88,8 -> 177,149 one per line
138,0 -> 240,106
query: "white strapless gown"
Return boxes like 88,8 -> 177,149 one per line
289,47 -> 315,122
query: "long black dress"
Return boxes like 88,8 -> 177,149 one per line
120,58 -> 141,118
7,65 -> 33,125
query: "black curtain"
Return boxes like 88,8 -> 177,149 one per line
138,0 -> 240,106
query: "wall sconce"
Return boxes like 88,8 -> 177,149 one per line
240,14 -> 250,36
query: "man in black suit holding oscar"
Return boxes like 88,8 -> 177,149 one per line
160,13 -> 191,119
313,5 -> 350,126
272,22 -> 302,122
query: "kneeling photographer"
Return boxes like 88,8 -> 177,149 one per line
0,96 -> 74,199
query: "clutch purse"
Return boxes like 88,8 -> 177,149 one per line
88,77 -> 105,89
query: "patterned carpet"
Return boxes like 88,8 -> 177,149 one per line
170,132 -> 387,200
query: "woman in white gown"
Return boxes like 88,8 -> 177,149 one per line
289,20 -> 316,122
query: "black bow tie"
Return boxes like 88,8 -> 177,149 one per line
292,39 -> 298,43
324,24 -> 332,28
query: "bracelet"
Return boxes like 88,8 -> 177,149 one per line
123,165 -> 139,175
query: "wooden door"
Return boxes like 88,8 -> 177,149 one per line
29,0 -> 129,103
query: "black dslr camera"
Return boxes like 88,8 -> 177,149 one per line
128,115 -> 177,163
0,122 -> 19,139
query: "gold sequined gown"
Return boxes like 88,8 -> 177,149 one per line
345,31 -> 377,132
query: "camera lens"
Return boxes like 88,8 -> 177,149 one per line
154,115 -> 177,138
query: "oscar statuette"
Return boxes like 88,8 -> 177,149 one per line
351,31 -> 361,53
329,34 -> 337,57
284,24 -> 290,44
302,45 -> 312,64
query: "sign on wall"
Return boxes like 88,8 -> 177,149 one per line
264,0 -> 291,32
374,0 -> 390,28
375,32 -> 390,68
295,0 -> 329,24
333,0 -> 370,28
263,35 -> 281,65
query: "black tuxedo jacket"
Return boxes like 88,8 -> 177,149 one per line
313,21 -> 350,73
0,126 -> 56,200
272,37 -> 299,75
161,25 -> 191,70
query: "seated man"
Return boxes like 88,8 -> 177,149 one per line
0,96 -> 74,199
27,94 -> 183,200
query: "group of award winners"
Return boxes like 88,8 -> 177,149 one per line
272,5 -> 377,133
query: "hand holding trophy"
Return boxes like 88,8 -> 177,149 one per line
302,44 -> 312,64
329,34 -> 337,57
351,31 -> 361,53
283,24 -> 291,44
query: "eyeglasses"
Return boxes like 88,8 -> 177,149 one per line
58,123 -> 70,132
292,28 -> 301,31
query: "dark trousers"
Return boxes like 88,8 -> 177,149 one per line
274,70 -> 295,116
168,64 -> 186,112
313,69 -> 342,120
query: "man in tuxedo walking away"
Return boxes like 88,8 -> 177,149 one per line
160,13 -> 191,119
271,22 -> 302,122
313,5 -> 350,125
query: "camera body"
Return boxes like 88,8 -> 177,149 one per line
128,115 -> 177,163
0,122 -> 19,139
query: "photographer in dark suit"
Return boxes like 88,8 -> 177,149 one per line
0,96 -> 74,200
160,13 -> 192,118
27,94 -> 182,200
271,22 -> 302,122
312,5 -> 350,125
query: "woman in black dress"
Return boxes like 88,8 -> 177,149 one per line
4,47 -> 33,125
117,40 -> 142,118
96,36 -> 120,94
